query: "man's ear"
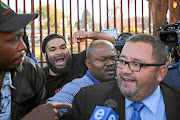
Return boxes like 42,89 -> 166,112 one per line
85,59 -> 91,69
157,65 -> 168,82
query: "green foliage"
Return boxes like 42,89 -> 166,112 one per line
35,4 -> 70,34
75,9 -> 92,29
124,26 -> 141,34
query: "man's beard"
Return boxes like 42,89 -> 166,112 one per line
46,55 -> 72,75
0,57 -> 24,73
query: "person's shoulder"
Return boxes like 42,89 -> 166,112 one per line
82,81 -> 117,92
62,74 -> 93,89
70,74 -> 92,83
22,56 -> 39,68
160,82 -> 180,95
21,57 -> 45,76
42,66 -> 49,73
72,50 -> 86,57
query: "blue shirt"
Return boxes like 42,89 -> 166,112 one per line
47,70 -> 100,116
0,72 -> 16,120
125,85 -> 166,120
26,51 -> 39,66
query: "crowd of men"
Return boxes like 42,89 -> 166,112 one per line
0,1 -> 180,120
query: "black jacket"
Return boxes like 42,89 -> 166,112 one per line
10,57 -> 46,120
61,81 -> 180,120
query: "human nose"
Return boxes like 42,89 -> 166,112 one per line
55,49 -> 63,55
18,37 -> 27,51
106,58 -> 115,65
121,62 -> 132,73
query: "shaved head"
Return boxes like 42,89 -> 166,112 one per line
86,40 -> 115,60
85,40 -> 117,83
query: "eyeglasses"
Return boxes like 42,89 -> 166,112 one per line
115,58 -> 165,72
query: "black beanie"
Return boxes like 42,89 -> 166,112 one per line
42,33 -> 66,53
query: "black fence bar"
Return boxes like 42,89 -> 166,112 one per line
134,0 -> 137,34
120,0 -> 123,33
39,0 -> 43,67
161,0 -> 165,24
169,0 -> 174,22
106,0 -> 109,29
92,0 -> 94,31
128,0 -> 130,32
47,0 -> 50,35
148,0 -> 151,34
85,0 -> 88,49
54,0 -> 57,33
23,0 -> 25,13
77,0 -> 80,53
177,0 -> 179,20
31,0 -> 35,56
15,0 -> 17,12
70,0 -> 73,54
113,0 -> 116,28
62,0 -> 65,36
142,0 -> 144,33
4,0 -> 178,67
99,0 -> 102,31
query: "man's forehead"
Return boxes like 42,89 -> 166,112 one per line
120,42 -> 153,61
47,38 -> 66,46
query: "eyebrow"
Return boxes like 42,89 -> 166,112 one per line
119,55 -> 143,62
99,54 -> 118,58
48,43 -> 66,49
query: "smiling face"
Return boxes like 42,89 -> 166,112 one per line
116,41 -> 163,102
45,38 -> 70,74
0,29 -> 26,71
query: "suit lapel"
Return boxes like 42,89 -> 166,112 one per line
108,82 -> 125,120
160,83 -> 180,120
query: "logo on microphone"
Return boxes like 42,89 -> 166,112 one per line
90,106 -> 119,120
90,99 -> 119,120
94,109 -> 105,120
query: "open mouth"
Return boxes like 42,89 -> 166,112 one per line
121,76 -> 136,84
55,57 -> 65,66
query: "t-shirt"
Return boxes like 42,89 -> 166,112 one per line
42,50 -> 87,99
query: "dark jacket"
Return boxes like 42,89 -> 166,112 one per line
10,57 -> 46,120
163,61 -> 180,88
61,81 -> 180,120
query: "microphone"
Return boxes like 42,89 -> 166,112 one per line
90,99 -> 119,120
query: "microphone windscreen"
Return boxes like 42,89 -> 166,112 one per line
104,99 -> 118,111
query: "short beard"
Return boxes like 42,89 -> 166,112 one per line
0,61 -> 23,73
46,55 -> 72,75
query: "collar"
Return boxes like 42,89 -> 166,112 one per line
125,85 -> 161,115
86,70 -> 100,84
2,72 -> 16,89
48,69 -> 59,76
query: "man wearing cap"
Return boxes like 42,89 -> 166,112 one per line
0,1 -> 72,120
42,31 -> 115,99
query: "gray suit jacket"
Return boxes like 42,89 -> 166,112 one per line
61,81 -> 180,120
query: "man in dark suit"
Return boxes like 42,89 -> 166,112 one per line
61,34 -> 180,120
